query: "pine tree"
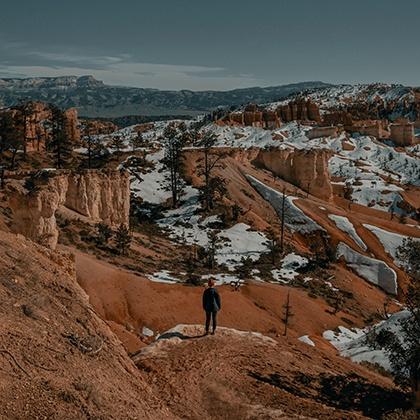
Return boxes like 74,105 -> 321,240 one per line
47,106 -> 72,169
129,132 -> 144,152
0,111 -> 24,170
111,135 -> 124,153
115,224 -> 132,255
265,227 -> 281,265
206,230 -> 221,269
96,223 -> 113,244
163,124 -> 184,208
16,100 -> 35,160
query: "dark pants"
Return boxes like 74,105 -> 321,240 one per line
205,311 -> 217,332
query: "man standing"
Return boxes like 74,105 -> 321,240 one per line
202,278 -> 221,335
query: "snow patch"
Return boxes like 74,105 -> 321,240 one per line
298,335 -> 315,347
363,224 -> 420,266
336,242 -> 397,294
328,214 -> 367,251
323,310 -> 411,371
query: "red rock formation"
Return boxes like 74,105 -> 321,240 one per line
390,119 -> 415,146
82,119 -> 119,136
134,123 -> 155,133
220,105 -> 281,129
322,111 -> 353,127
1,102 -> 81,152
8,169 -> 130,249
348,120 -> 390,139
276,100 -> 321,123
254,148 -> 333,200
63,108 -> 81,143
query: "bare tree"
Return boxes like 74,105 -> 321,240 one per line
279,187 -> 290,254
282,290 -> 294,336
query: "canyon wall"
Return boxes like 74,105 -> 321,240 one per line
8,170 -> 130,249
255,148 -> 333,200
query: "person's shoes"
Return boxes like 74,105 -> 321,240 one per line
211,330 -> 215,335
204,330 -> 209,336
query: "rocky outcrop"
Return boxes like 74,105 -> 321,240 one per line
221,104 -> 281,129
8,175 -> 68,249
322,111 -> 353,127
390,119 -> 415,146
254,148 -> 333,200
82,119 -> 119,136
276,100 -> 321,123
307,126 -> 341,139
1,101 -> 81,152
348,120 -> 390,139
63,108 -> 81,143
65,171 -> 130,226
8,170 -> 129,249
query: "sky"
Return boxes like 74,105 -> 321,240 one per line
0,0 -> 419,91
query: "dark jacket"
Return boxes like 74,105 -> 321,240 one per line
202,287 -> 221,312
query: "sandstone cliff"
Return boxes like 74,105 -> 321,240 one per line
254,148 -> 333,200
8,170 -> 129,249
276,100 -> 321,123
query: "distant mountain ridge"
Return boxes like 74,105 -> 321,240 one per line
0,76 -> 330,117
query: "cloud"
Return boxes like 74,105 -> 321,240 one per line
0,44 -> 264,90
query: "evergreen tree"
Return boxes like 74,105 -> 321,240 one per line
111,135 -> 124,153
115,224 -> 132,255
206,230 -> 222,269
48,106 -> 72,169
0,111 -> 24,170
265,227 -> 281,265
96,223 -> 113,244
129,132 -> 144,152
163,124 -> 184,208
16,100 -> 35,160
